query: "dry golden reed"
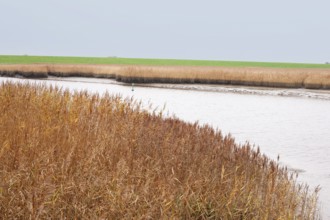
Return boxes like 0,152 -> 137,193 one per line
0,82 -> 320,219
1,64 -> 330,89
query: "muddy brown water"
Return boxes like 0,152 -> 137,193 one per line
1,76 -> 330,218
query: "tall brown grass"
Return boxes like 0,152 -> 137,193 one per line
1,64 -> 330,89
0,82 -> 320,219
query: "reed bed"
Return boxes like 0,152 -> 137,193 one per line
1,64 -> 330,89
0,82 -> 320,219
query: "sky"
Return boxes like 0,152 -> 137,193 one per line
0,0 -> 329,63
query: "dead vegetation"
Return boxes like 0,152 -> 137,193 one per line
1,64 -> 330,89
0,82 -> 320,219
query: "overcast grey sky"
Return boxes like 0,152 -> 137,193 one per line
0,0 -> 329,63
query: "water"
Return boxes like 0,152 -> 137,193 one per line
1,76 -> 330,218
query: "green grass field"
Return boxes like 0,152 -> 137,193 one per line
1,55 -> 329,68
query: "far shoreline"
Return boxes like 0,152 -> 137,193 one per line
1,62 -> 330,90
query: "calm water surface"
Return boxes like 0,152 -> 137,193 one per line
1,77 -> 330,218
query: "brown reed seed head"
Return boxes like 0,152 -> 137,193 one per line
0,82 -> 320,219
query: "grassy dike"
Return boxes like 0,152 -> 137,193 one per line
0,82 -> 320,219
1,55 -> 330,89
1,55 -> 329,68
